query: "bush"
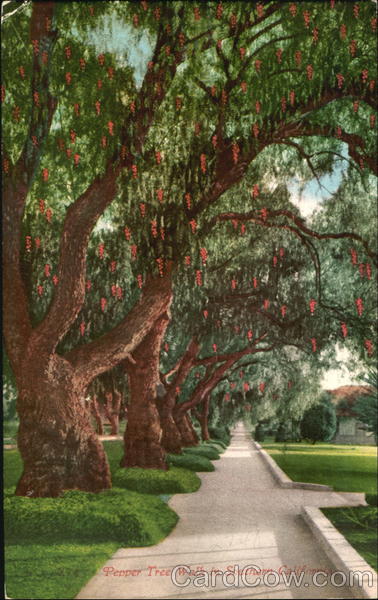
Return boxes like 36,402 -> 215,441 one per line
300,396 -> 337,443
204,440 -> 226,452
183,445 -> 220,460
208,426 -> 230,445
254,423 -> 266,442
167,453 -> 215,472
4,487 -> 178,547
112,466 -> 201,494
366,494 -> 377,506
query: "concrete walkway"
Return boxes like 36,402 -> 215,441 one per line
77,423 -> 364,600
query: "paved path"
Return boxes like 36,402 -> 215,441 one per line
77,423 -> 364,599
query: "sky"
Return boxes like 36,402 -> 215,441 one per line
85,11 -> 153,88
320,346 -> 362,390
288,151 -> 348,219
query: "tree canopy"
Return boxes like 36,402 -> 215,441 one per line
2,0 -> 377,494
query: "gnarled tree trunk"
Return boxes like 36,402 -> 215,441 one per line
158,337 -> 200,454
15,353 -> 111,498
174,412 -> 199,447
158,394 -> 183,454
121,307 -> 172,469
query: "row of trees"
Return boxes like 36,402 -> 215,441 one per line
2,1 -> 377,496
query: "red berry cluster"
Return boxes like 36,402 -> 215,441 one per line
200,247 -> 208,265
355,298 -> 363,316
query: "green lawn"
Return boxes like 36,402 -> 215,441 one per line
262,442 -> 377,493
322,506 -> 377,571
262,441 -> 377,571
5,542 -> 119,600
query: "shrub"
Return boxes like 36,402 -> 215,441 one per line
366,494 -> 377,506
183,445 -> 220,460
167,453 -> 215,472
300,396 -> 337,443
210,438 -> 228,449
254,423 -> 266,442
4,487 -> 178,547
204,440 -> 226,452
208,426 -> 230,445
112,466 -> 201,494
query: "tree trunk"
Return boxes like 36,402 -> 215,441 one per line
15,353 -> 111,497
104,391 -> 121,435
121,311 -> 171,469
174,413 -> 199,447
158,394 -> 183,454
91,397 -> 104,435
199,396 -> 210,441
158,337 -> 200,454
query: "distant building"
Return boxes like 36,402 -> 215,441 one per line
327,385 -> 375,445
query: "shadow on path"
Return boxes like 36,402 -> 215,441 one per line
77,423 -> 362,599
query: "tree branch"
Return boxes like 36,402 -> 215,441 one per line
164,337 -> 200,384
194,332 -> 268,367
33,9 -> 187,355
208,209 -> 377,265
2,1 -> 57,369
65,266 -> 174,390
176,341 -> 276,417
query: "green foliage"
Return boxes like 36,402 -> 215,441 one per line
254,423 -> 266,442
204,439 -> 227,452
366,494 -> 377,507
112,466 -> 201,494
300,394 -> 337,443
4,0 -> 376,360
322,507 -> 377,571
208,426 -> 230,445
4,487 -> 178,547
167,453 -> 215,472
183,445 -> 220,460
3,450 -> 23,489
354,369 -> 378,443
263,443 -> 377,494
5,542 -> 118,600
354,395 -> 378,443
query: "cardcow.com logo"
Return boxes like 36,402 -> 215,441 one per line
170,564 -> 375,589
102,564 -> 375,590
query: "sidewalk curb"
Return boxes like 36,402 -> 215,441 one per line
302,506 -> 378,599
253,441 -> 333,491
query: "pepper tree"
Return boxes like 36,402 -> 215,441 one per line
2,1 -> 376,496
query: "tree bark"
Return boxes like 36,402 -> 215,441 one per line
198,396 -> 210,441
91,397 -> 104,435
174,413 -> 199,447
158,337 -> 200,454
121,302 -> 172,469
104,391 -> 122,435
15,352 -> 111,497
159,395 -> 183,454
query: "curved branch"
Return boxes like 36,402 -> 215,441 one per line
194,333 -> 268,367
65,267 -> 174,389
33,10 -> 187,355
164,337 -> 200,384
209,210 -> 377,265
176,342 -> 276,417
33,163 -> 122,354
